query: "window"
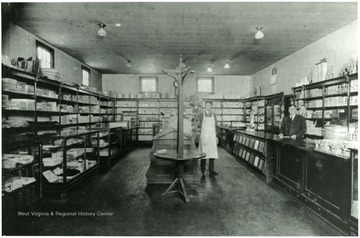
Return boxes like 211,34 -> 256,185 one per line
196,77 -> 214,94
36,41 -> 54,68
82,67 -> 90,86
139,76 -> 158,92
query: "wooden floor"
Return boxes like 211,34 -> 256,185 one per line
3,146 -> 342,236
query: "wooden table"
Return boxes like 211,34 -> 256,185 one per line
154,150 -> 206,203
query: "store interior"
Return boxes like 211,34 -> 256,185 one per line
1,2 -> 359,236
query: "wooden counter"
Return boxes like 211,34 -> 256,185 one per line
232,129 -> 358,235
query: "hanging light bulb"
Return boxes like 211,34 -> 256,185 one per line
98,23 -> 107,37
207,65 -> 213,72
224,62 -> 230,69
126,60 -> 132,68
255,27 -> 264,39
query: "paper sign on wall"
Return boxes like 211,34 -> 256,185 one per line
270,67 -> 277,85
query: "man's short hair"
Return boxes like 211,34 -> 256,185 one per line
205,101 -> 213,105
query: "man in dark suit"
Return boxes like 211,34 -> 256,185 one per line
279,106 -> 307,140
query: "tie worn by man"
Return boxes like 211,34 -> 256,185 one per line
279,106 -> 307,140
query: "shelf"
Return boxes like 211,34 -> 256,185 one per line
2,90 -> 35,98
292,73 -> 358,91
59,111 -> 77,114
60,99 -> 77,105
303,96 -> 323,101
36,95 -> 59,101
3,161 -> 39,173
3,109 -> 35,113
305,118 -> 332,120
36,110 -> 60,114
323,106 -> 349,109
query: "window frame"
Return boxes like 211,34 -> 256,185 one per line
82,66 -> 91,87
196,76 -> 215,94
139,76 -> 159,93
36,41 -> 55,69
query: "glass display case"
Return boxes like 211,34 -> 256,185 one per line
122,127 -> 139,151
41,130 -> 100,199
90,126 -> 123,168
2,134 -> 42,212
350,148 -> 358,235
265,93 -> 284,134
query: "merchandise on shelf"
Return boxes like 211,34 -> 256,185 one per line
350,80 -> 358,92
306,121 -> 323,136
36,87 -> 58,99
37,101 -> 58,111
2,78 -> 34,94
222,108 -> 244,114
314,139 -> 357,158
323,96 -> 347,107
4,177 -> 36,193
60,104 -> 76,113
306,99 -> 323,108
138,101 -> 159,107
115,101 -> 137,107
41,68 -> 60,81
62,94 -> 76,102
223,95 -> 243,99
2,154 -> 34,169
2,118 -> 29,128
306,88 -> 322,98
222,101 -> 244,108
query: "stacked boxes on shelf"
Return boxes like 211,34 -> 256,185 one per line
2,78 -> 34,95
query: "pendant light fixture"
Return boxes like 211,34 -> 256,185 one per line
126,59 -> 132,68
255,27 -> 264,39
207,65 -> 213,72
98,23 -> 107,37
224,62 -> 230,69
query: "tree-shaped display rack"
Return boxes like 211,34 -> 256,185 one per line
162,55 -> 195,156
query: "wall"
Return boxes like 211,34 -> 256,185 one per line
102,74 -> 252,97
2,20 -> 102,90
252,20 -> 358,95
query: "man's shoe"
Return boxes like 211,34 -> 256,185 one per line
200,175 -> 206,183
209,171 -> 219,177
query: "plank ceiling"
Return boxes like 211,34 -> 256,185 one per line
6,2 -> 358,75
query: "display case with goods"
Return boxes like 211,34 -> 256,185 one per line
89,126 -> 123,168
122,126 -> 139,151
232,130 -> 273,182
293,72 -> 358,138
2,134 -> 43,218
40,130 -> 100,200
244,96 -> 266,131
99,95 -> 115,124
349,148 -> 358,235
264,93 -> 284,134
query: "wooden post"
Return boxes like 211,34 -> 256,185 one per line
177,72 -> 184,156
162,55 -> 194,157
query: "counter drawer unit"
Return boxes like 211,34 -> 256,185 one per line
276,144 -> 305,191
304,150 -> 351,220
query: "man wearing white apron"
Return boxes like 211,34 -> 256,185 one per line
197,101 -> 219,178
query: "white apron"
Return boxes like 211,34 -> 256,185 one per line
199,111 -> 219,159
